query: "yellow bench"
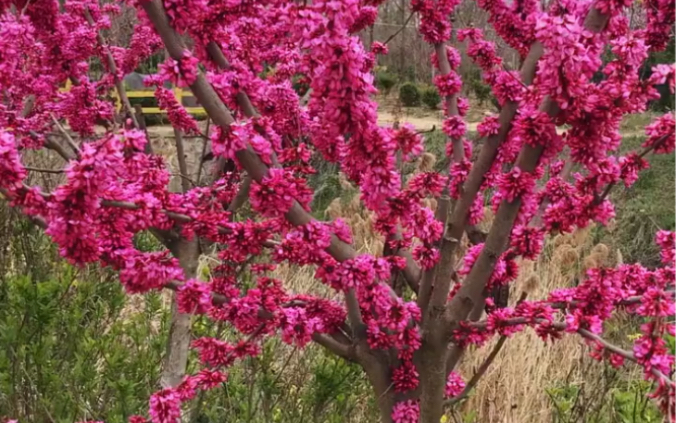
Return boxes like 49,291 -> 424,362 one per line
59,79 -> 208,116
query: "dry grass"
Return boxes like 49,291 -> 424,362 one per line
455,226 -> 634,423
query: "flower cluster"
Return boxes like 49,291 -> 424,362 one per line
157,50 -> 199,87
153,86 -> 201,135
250,168 -> 312,217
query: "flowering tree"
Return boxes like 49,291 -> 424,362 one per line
0,0 -> 675,422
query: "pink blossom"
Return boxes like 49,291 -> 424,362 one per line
250,168 -> 303,217
434,72 -> 462,97
371,41 -> 388,55
497,167 -> 536,203
177,279 -> 213,314
393,124 -> 424,158
194,368 -> 228,390
442,115 -> 467,139
392,400 -> 419,423
445,371 -> 466,398
0,132 -> 26,190
644,113 -> 676,154
392,361 -> 419,392
655,231 -> 675,265
154,87 -> 201,135
477,114 -> 501,137
149,389 -> 181,423
413,245 -> 440,269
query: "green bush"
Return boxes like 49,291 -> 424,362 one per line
376,71 -> 397,95
546,375 -> 662,422
470,78 -> 493,106
399,83 -> 421,107
0,261 -> 169,423
421,86 -> 441,109
465,68 -> 499,109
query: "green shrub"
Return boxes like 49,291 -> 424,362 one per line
546,375 -> 662,422
0,264 -> 169,423
465,68 -> 499,109
376,71 -> 397,95
421,86 -> 441,109
470,78 -> 493,106
399,83 -> 421,107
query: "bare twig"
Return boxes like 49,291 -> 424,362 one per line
50,114 -> 80,156
24,166 -> 65,174
383,12 -> 415,45
227,174 -> 252,215
173,129 -> 191,192
133,104 -> 154,155
196,120 -> 211,183
445,335 -> 508,406
415,125 -> 437,135
446,293 -> 528,405
171,173 -> 198,187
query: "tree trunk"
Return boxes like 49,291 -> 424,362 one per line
161,239 -> 199,388
361,353 -> 397,423
417,328 -> 448,423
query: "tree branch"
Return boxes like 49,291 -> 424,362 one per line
227,173 -> 252,216
24,166 -> 65,174
444,6 -> 611,328
445,293 -> 527,403
311,333 -> 355,362
50,114 -> 80,156
418,39 -> 463,316
445,335 -> 508,406
3,193 -> 352,359
383,12 -> 415,45
204,27 -> 424,294
453,316 -> 672,385
169,100 -> 191,192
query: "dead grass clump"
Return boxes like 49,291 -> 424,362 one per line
457,227 -> 639,423
417,152 -> 437,172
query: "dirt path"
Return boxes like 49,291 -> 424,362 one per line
139,112 -> 477,138
375,110 -> 480,132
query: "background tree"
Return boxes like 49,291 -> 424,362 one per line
0,0 -> 674,423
